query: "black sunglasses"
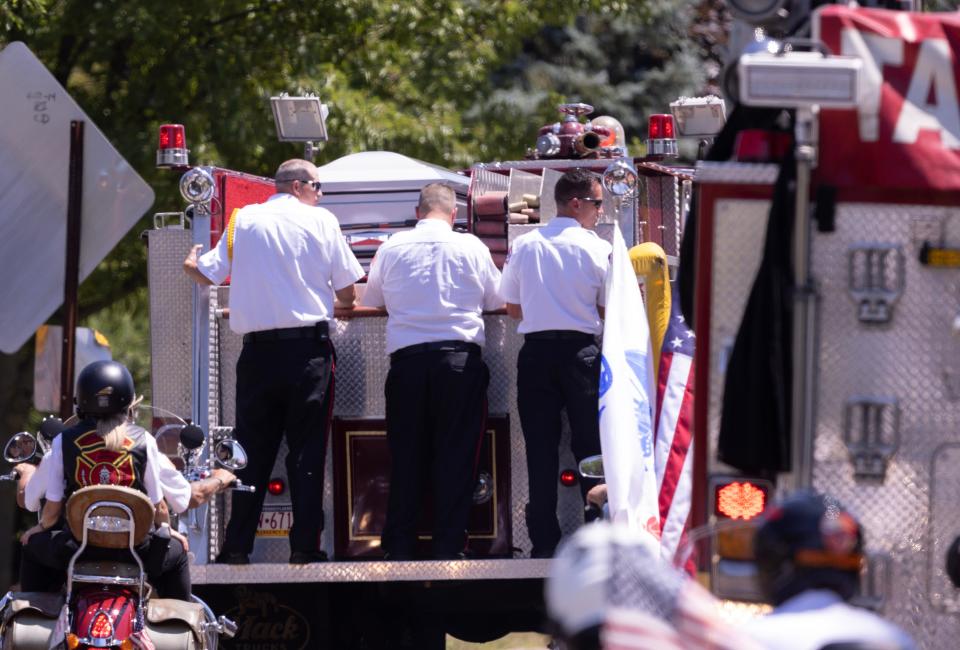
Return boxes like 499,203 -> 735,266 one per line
297,179 -> 322,192
575,197 -> 603,207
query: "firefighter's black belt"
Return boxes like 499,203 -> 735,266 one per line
390,340 -> 480,361
242,322 -> 330,344
524,330 -> 596,342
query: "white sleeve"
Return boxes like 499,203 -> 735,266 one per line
40,436 -> 65,505
360,249 -> 385,308
143,437 -> 191,514
498,243 -> 522,304
195,215 -> 233,285
327,218 -> 365,291
477,243 -> 503,311
598,240 -> 613,308
23,446 -> 56,512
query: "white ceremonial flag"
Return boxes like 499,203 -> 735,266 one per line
598,223 -> 660,538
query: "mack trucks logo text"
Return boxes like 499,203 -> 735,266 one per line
73,431 -> 135,487
817,6 -> 960,191
224,587 -> 310,650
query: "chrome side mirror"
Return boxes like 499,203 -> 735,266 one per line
214,439 -> 248,471
578,454 -> 605,479
4,432 -> 38,464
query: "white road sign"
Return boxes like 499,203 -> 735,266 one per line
0,41 -> 155,353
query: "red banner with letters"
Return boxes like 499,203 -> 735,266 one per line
815,6 -> 960,194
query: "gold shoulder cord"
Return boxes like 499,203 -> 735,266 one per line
227,207 -> 239,262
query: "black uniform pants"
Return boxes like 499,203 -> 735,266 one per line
382,341 -> 489,559
20,525 -> 190,600
221,327 -> 334,555
517,333 -> 602,558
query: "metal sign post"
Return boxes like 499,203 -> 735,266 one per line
59,120 -> 84,418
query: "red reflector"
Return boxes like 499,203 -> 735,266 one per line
559,469 -> 578,487
90,612 -> 113,639
648,114 -> 675,140
716,481 -> 767,520
267,478 -> 285,495
158,124 -> 186,150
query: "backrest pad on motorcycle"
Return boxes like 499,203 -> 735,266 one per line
66,485 -> 155,548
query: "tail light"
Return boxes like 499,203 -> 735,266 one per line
712,477 -> 772,561
268,478 -> 286,495
709,475 -> 774,602
89,611 -> 114,638
559,469 -> 578,487
646,114 -> 678,157
157,123 -> 189,168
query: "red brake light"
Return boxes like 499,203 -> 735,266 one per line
559,469 -> 578,487
648,114 -> 675,140
716,481 -> 768,520
268,478 -> 286,495
158,124 -> 186,150
90,612 -> 113,639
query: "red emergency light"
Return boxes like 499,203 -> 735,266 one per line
157,123 -> 189,168
559,469 -> 578,487
648,114 -> 675,140
646,114 -> 678,157
267,478 -> 286,495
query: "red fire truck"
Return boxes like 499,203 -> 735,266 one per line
147,6 -> 960,648
148,101 -> 693,648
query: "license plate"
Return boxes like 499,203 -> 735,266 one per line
257,505 -> 293,537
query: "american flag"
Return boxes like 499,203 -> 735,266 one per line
654,285 -> 696,569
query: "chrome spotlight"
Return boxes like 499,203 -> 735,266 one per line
179,167 -> 215,206
602,160 -> 639,199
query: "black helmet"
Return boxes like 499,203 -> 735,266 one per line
75,360 -> 135,418
753,490 -> 864,605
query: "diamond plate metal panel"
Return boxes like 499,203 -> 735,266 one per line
192,558 -> 551,584
147,227 -> 194,417
930,443 -> 960,615
811,203 -> 960,647
707,199 -> 771,468
699,169 -> 960,643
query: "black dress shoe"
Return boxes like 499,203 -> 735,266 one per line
289,550 -> 328,564
216,551 -> 250,565
433,552 -> 469,561
382,551 -> 414,561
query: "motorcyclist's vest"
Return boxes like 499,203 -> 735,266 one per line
60,420 -> 148,502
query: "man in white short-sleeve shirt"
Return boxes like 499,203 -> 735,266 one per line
184,158 -> 363,565
499,167 -> 611,558
362,183 -> 501,559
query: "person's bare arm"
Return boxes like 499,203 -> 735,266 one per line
154,499 -> 171,527
21,499 -> 62,544
15,463 -> 37,510
586,483 -> 608,508
335,284 -> 357,309
183,244 -> 214,286
506,302 -> 523,320
188,469 -> 236,509
597,305 -> 605,320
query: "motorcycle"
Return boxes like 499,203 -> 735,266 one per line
0,406 -> 249,650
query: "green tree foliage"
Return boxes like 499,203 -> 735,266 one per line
471,1 -> 718,160
0,0 -> 624,420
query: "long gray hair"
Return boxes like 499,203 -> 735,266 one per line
94,395 -> 144,451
